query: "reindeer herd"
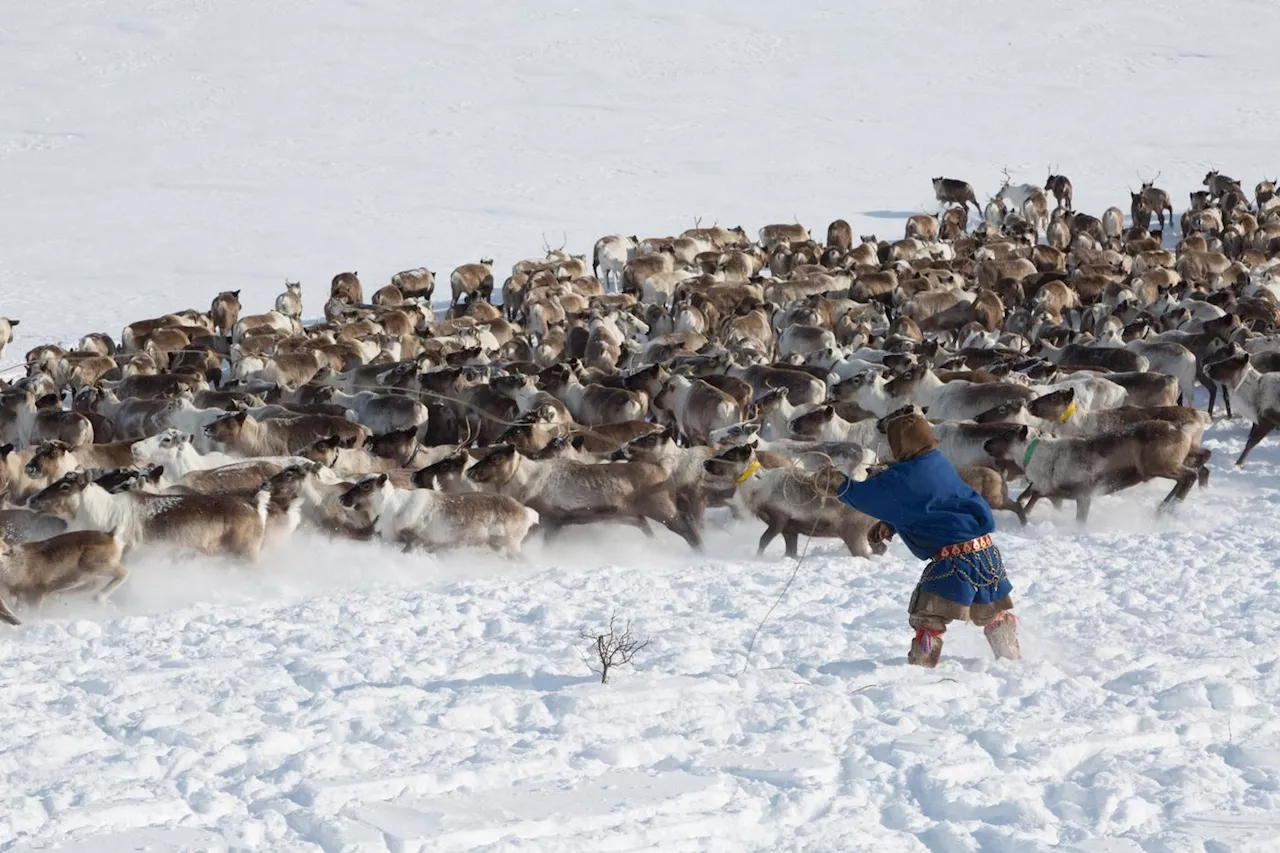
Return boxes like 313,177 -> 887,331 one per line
0,165 -> 1277,622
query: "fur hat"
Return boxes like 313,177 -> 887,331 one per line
887,413 -> 939,461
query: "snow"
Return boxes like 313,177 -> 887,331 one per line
3,0 -> 1280,850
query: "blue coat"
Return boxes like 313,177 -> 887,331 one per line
835,450 -> 1012,607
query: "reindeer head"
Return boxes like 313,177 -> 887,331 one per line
527,434 -> 585,461
1204,351 -> 1250,389
26,470 -> 93,518
609,426 -> 673,461
93,465 -> 162,495
202,410 -> 249,445
972,398 -> 1028,425
338,473 -> 390,512
411,450 -> 470,490
464,444 -> 519,486
787,405 -> 836,439
982,425 -> 1033,464
131,428 -> 191,465
260,464 -> 310,503
700,442 -> 756,482
25,441 -> 73,480
1027,387 -> 1076,423
365,426 -> 419,463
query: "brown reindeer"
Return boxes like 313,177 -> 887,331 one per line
331,271 -> 363,304
450,260 -> 495,305
210,291 -> 241,336
0,529 -> 128,623
932,177 -> 981,213
1045,171 -> 1073,211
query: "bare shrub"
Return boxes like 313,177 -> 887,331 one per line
579,611 -> 650,684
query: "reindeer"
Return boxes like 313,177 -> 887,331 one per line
450,259 -> 495,305
826,219 -> 853,251
933,177 -> 981,214
0,317 -> 19,361
0,529 -> 129,622
983,421 -> 1200,523
1204,170 -> 1244,201
390,267 -> 435,301
339,473 -> 539,558
330,271 -> 363,304
210,291 -> 241,337
1134,174 -> 1175,231
758,223 -> 810,251
28,470 -> 271,561
464,443 -> 702,549
274,280 -> 303,319
1045,169 -> 1073,211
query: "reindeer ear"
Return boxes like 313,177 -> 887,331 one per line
1017,425 -> 1030,440
234,410 -> 248,423
0,444 -> 12,459
375,473 -> 389,487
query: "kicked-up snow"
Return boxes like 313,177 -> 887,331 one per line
3,0 -> 1280,850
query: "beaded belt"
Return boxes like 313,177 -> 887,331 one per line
932,534 -> 993,561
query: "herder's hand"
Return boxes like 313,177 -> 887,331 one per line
870,521 -> 896,543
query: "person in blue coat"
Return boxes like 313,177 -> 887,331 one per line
813,411 -> 1020,668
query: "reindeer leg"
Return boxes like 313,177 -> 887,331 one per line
1201,370 -> 1218,417
1175,469 -> 1198,502
0,594 -> 19,626
1075,495 -> 1092,524
782,531 -> 799,559
1236,421 -> 1274,466
757,521 -> 783,556
1015,485 -> 1041,516
657,512 -> 701,551
1187,447 -> 1212,487
95,564 -> 129,603
1222,384 -> 1233,419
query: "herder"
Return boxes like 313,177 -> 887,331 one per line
814,411 -> 1020,668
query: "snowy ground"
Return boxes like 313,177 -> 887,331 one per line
3,421 -> 1280,852
5,0 -> 1280,851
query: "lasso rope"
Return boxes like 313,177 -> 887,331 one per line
739,447 -> 846,675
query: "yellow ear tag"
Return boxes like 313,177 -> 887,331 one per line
1058,401 -> 1077,423
735,460 -> 761,485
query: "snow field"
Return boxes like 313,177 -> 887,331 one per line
5,0 -> 1280,849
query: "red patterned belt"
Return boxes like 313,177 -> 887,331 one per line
932,534 -> 993,561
